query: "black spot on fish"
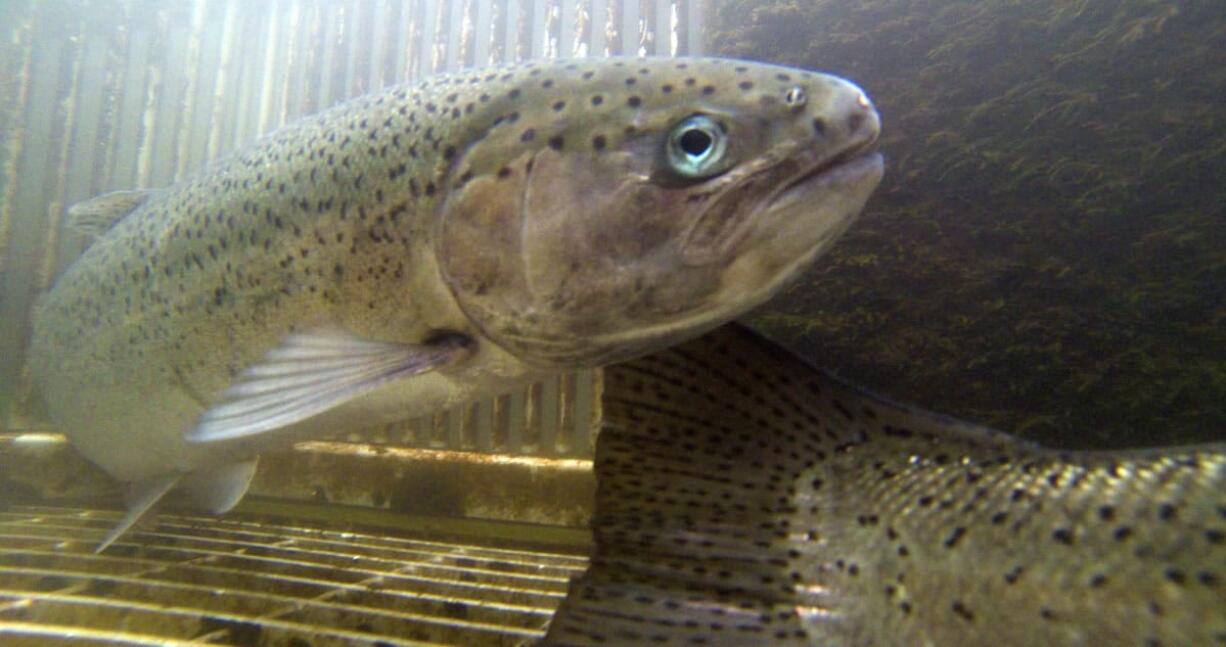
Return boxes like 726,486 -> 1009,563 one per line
548,136 -> 564,151
592,135 -> 606,150
951,601 -> 974,622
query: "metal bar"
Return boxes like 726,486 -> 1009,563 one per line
368,0 -> 391,90
341,0 -> 365,97
681,0 -> 702,55
621,0 -> 639,56
474,401 -> 494,452
528,0 -> 547,59
589,0 -> 607,57
505,390 -> 525,452
502,0 -> 521,63
53,6 -> 112,278
315,1 -> 340,107
109,12 -> 153,187
537,376 -> 560,455
210,0 -> 243,158
228,6 -> 266,148
569,370 -> 594,455
445,409 -> 463,449
392,0 -> 413,82
184,0 -> 227,173
444,0 -> 465,71
0,2 -> 68,424
559,0 -> 576,57
652,0 -> 670,55
472,0 -> 492,67
149,5 -> 192,187
260,0 -> 295,131
418,0 -> 439,79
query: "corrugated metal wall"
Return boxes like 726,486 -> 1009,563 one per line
0,0 -> 706,457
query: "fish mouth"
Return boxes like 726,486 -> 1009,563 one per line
775,139 -> 883,202
681,139 -> 881,266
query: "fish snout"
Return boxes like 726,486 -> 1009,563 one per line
808,78 -> 880,163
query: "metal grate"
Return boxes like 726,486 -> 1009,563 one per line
0,504 -> 588,646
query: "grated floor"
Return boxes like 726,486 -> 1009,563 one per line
0,505 -> 588,646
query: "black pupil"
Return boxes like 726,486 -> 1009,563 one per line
679,128 -> 713,157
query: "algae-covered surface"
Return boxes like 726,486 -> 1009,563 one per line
712,0 -> 1226,448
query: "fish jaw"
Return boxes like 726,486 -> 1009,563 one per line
435,58 -> 884,369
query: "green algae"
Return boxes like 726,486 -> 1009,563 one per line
711,0 -> 1226,448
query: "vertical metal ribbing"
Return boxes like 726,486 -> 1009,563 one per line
620,0 -> 639,56
417,0 -> 439,79
502,0 -> 521,63
259,0 -> 295,132
0,2 -> 71,424
528,0 -> 547,59
680,0 -> 702,55
315,1 -> 341,108
393,0 -> 414,82
109,6 -> 154,188
368,0 -> 393,91
652,0 -> 670,55
52,2 -> 114,279
212,0 -> 245,158
443,0 -> 465,71
228,6 -> 268,150
341,0 -> 367,97
537,375 -> 561,455
558,0 -> 576,57
183,0 -> 228,175
472,0 -> 493,67
588,0 -> 607,57
569,370 -> 596,455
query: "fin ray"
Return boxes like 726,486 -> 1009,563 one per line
94,473 -> 180,554
186,328 -> 468,444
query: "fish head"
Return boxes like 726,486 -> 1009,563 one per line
436,58 -> 883,367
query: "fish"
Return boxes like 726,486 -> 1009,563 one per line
28,57 -> 884,552
542,323 -> 1226,646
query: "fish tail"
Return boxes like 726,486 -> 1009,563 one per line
543,324 -> 1226,645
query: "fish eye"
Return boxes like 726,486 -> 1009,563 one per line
666,115 -> 729,179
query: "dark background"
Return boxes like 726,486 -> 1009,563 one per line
712,0 -> 1225,448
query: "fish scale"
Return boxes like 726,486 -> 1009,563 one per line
543,324 -> 1225,645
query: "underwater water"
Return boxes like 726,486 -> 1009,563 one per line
712,0 -> 1226,449
0,0 -> 1223,646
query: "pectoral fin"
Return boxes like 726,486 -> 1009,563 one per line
185,328 -> 471,444
95,473 -> 180,553
68,189 -> 156,237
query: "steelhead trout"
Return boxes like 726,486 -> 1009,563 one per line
543,324 -> 1225,646
28,57 -> 883,551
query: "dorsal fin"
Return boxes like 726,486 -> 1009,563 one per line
68,189 -> 156,237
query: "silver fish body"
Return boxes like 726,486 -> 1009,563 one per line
544,324 -> 1226,646
29,57 -> 884,549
